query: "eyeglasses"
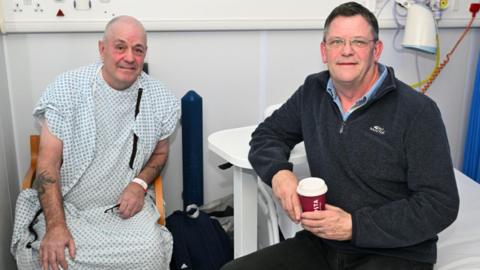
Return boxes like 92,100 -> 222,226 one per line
104,203 -> 120,214
325,37 -> 377,49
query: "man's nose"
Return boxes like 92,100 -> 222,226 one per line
340,42 -> 354,55
124,49 -> 135,62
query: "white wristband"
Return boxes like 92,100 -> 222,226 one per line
132,178 -> 148,191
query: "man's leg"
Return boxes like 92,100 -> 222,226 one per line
342,253 -> 434,270
221,231 -> 332,270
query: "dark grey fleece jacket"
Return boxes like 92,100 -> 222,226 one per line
248,67 -> 459,264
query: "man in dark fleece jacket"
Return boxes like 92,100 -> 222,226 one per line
221,2 -> 459,270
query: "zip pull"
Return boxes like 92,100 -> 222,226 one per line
339,122 -> 346,134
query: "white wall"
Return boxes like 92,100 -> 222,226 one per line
2,27 -> 479,221
0,36 -> 19,269
2,0 -> 478,32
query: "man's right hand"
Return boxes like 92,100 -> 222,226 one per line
271,170 -> 302,223
39,224 -> 75,270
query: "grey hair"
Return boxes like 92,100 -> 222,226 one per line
102,15 -> 147,44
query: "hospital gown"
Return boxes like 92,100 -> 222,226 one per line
11,62 -> 180,270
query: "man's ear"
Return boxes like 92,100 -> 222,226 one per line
320,42 -> 328,64
373,40 -> 383,61
98,40 -> 105,60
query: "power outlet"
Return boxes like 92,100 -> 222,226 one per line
33,1 -> 43,12
13,1 -> 23,12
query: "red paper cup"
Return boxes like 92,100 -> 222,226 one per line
297,177 -> 328,212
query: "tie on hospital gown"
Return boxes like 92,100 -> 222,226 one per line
11,62 -> 180,270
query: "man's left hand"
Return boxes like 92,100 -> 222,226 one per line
301,204 -> 352,241
117,183 -> 145,219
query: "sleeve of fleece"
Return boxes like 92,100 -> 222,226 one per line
248,86 -> 305,186
352,101 -> 459,248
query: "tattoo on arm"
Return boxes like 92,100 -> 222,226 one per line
137,140 -> 168,183
146,164 -> 163,178
33,170 -> 58,197
142,151 -> 166,181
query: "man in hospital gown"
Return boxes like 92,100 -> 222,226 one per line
11,16 -> 180,270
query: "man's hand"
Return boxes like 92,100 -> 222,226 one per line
39,224 -> 75,270
301,204 -> 352,241
271,170 -> 302,223
117,182 -> 145,219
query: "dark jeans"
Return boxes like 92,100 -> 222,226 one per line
221,231 -> 433,270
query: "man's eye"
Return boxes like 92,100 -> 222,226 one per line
352,40 -> 367,46
135,48 -> 145,55
115,45 -> 126,52
329,39 -> 344,46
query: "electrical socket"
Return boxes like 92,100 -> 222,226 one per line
13,1 -> 23,12
33,1 -> 43,12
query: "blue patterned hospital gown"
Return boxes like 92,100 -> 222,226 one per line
11,62 -> 180,270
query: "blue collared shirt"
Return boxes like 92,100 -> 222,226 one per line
326,64 -> 387,121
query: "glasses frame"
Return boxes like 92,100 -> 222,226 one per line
104,203 -> 120,214
324,37 -> 377,49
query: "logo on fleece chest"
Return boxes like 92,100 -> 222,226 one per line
369,125 -> 386,135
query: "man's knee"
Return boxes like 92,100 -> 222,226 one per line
220,257 -> 258,270
219,252 -> 268,270
143,229 -> 173,258
220,260 -> 237,270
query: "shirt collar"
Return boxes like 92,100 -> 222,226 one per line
326,63 -> 387,105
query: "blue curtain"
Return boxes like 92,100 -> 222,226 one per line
463,52 -> 480,183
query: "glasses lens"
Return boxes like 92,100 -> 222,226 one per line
351,38 -> 370,48
327,38 -> 345,48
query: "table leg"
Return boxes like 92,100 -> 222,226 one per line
233,166 -> 258,258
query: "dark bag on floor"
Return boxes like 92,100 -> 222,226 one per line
166,206 -> 233,270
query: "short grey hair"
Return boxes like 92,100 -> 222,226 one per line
103,15 -> 147,44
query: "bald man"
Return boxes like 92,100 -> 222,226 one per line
11,16 -> 180,270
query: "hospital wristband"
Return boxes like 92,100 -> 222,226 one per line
132,177 -> 148,192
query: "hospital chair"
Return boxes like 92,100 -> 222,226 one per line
257,105 -> 306,249
22,135 -> 167,225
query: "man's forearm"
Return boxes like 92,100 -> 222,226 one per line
136,139 -> 169,184
137,153 -> 166,184
34,169 -> 67,229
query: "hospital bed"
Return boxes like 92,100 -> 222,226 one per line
436,169 -> 480,269
257,168 -> 480,269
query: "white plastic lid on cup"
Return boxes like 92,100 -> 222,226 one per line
297,177 -> 328,197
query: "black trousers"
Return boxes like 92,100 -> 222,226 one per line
221,231 -> 433,270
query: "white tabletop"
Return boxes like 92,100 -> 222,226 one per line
208,125 -> 307,170
207,125 -> 307,257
